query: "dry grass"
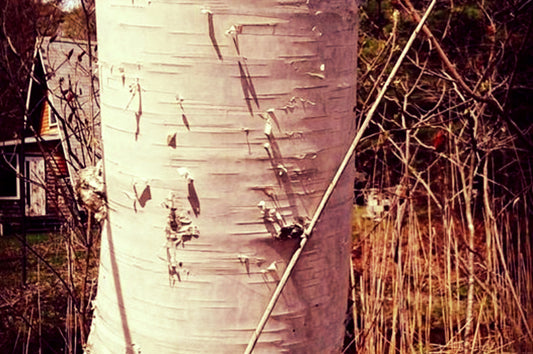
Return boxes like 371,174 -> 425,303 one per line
348,166 -> 533,353
0,230 -> 99,354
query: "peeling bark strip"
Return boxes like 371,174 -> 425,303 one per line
226,25 -> 241,55
177,167 -> 200,216
124,79 -> 142,140
167,132 -> 177,148
238,61 -> 260,116
262,124 -> 302,224
175,95 -> 191,130
162,193 -> 199,287
205,10 -> 223,61
89,1 -> 357,352
187,181 -> 200,217
133,181 -> 151,208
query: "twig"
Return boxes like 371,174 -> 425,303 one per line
400,0 -> 533,150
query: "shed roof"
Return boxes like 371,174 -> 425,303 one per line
38,36 -> 101,179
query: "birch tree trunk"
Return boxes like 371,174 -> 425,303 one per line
87,1 -> 357,353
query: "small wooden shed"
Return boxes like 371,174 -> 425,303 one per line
0,36 -> 99,234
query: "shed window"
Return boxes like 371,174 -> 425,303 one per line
0,154 -> 19,199
50,110 -> 57,126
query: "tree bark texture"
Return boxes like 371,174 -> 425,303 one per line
88,1 -> 357,353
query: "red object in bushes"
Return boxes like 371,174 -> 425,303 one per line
433,130 -> 446,152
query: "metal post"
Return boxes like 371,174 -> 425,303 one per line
20,120 -> 27,286
20,42 -> 40,286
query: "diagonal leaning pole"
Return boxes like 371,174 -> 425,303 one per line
244,0 -> 438,351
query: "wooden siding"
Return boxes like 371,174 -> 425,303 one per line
39,100 -> 58,137
44,149 -> 71,218
0,200 -> 21,219
0,143 -> 71,222
46,149 -> 68,177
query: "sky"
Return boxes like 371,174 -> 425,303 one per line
61,0 -> 80,11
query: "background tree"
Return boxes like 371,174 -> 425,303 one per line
61,4 -> 96,40
1,0 -> 36,140
0,0 -> 65,139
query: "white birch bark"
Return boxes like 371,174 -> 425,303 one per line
87,1 -> 357,353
